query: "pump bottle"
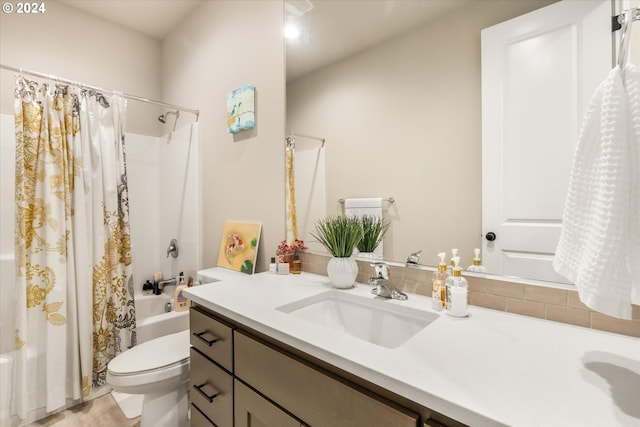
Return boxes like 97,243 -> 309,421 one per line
431,252 -> 449,311
445,257 -> 469,317
467,248 -> 487,273
447,248 -> 458,273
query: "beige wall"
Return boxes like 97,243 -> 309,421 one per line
0,1 -> 287,273
161,0 -> 286,272
287,0 -> 556,264
0,1 -> 165,136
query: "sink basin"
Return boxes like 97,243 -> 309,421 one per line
276,290 -> 438,348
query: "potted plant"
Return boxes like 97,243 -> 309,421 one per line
310,216 -> 362,288
276,239 -> 307,263
356,215 -> 390,259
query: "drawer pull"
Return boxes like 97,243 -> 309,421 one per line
193,383 -> 220,403
193,331 -> 219,346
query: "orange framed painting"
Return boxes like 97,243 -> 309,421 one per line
217,221 -> 262,274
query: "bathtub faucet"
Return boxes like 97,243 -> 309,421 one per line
156,278 -> 177,295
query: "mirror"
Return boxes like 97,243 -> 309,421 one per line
285,0 -> 562,277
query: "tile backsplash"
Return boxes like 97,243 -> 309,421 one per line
301,253 -> 640,338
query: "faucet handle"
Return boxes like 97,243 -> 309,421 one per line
167,238 -> 178,258
369,262 -> 389,280
406,250 -> 422,265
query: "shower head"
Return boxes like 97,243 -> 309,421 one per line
158,110 -> 180,124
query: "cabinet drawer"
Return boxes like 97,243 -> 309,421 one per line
190,403 -> 215,427
190,307 -> 233,372
235,331 -> 418,427
235,379 -> 303,427
190,348 -> 233,427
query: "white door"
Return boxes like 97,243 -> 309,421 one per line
481,0 -> 612,282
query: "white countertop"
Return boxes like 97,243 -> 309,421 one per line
184,271 -> 640,427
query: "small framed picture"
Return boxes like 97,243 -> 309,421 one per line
226,84 -> 255,133
217,221 -> 262,274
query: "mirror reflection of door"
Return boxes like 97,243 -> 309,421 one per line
481,0 -> 612,282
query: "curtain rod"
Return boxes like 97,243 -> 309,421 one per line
1,63 -> 200,121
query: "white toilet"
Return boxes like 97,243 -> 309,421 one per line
107,330 -> 191,427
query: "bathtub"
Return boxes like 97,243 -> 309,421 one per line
0,254 -> 16,425
0,348 -> 51,427
0,352 -> 13,425
134,292 -> 190,344
0,282 -> 190,424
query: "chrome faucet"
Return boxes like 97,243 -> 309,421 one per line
406,250 -> 422,266
167,238 -> 178,258
369,262 -> 408,300
155,277 -> 177,295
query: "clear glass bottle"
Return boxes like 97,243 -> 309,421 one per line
269,257 -> 277,273
447,248 -> 458,273
431,261 -> 449,311
445,265 -> 469,317
290,255 -> 302,274
467,248 -> 487,273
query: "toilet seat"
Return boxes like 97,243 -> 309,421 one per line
107,330 -> 190,394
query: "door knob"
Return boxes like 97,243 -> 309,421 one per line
485,232 -> 496,241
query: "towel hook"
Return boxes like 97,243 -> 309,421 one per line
617,8 -> 637,68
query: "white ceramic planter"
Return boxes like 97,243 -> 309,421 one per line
327,257 -> 358,289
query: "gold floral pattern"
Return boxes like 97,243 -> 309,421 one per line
285,139 -> 299,241
14,77 -> 135,410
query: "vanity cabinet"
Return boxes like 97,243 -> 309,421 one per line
234,379 -> 304,427
189,305 -> 457,427
189,308 -> 235,427
234,330 -> 418,427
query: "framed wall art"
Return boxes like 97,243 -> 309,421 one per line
216,221 -> 262,274
226,84 -> 255,133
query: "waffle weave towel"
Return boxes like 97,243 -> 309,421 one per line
554,64 -> 640,319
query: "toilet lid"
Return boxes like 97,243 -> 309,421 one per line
108,330 -> 190,375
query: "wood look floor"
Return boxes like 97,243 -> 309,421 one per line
25,394 -> 140,427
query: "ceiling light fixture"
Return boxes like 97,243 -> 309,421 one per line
284,23 -> 301,39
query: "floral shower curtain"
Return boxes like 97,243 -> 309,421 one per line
13,76 -> 135,419
285,135 -> 299,242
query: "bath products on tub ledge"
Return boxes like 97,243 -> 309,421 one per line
142,280 -> 154,296
153,272 -> 163,295
445,257 -> 469,317
431,252 -> 449,311
174,272 -> 190,312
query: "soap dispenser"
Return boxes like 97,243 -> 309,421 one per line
447,248 -> 458,273
142,280 -> 154,296
431,252 -> 449,311
445,257 -> 469,317
467,248 -> 487,273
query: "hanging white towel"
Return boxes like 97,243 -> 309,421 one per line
344,198 -> 384,257
553,64 -> 640,319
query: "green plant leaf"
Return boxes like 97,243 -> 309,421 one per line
310,216 -> 363,257
356,215 -> 390,252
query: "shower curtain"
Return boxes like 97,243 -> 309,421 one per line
13,76 -> 135,419
285,136 -> 299,242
